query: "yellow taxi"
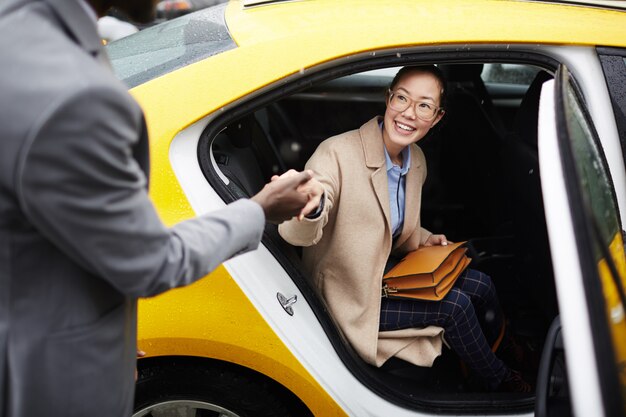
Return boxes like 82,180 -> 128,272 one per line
107,1 -> 626,416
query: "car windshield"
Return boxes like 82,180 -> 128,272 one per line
106,3 -> 235,88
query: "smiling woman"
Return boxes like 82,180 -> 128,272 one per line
382,67 -> 446,159
276,64 -> 532,393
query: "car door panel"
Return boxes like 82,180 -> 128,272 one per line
537,65 -> 626,417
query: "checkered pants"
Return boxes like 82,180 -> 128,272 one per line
380,268 -> 508,388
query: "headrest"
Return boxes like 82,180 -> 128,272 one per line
515,70 -> 554,149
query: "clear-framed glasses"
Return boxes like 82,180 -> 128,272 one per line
387,89 -> 443,121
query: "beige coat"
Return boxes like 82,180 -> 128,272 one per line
279,117 -> 444,367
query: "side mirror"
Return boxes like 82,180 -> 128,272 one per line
535,316 -> 573,417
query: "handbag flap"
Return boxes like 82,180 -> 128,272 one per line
383,241 -> 467,284
384,254 -> 472,301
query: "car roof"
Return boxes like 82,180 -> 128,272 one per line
225,0 -> 625,48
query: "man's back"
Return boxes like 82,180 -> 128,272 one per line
0,1 -> 312,415
0,1 -> 143,415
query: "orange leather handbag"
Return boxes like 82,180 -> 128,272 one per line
382,241 -> 471,301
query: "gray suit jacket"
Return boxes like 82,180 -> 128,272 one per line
0,1 -> 265,415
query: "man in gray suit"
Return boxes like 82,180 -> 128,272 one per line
0,0 -> 315,415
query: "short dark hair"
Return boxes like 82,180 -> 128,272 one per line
388,65 -> 447,109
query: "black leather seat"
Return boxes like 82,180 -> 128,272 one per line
420,64 -> 510,240
439,63 -> 506,134
213,113 -> 286,198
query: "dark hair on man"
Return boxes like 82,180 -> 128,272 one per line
388,65 -> 447,109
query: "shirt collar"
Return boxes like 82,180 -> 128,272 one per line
380,122 -> 411,175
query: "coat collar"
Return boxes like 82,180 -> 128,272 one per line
43,0 -> 103,58
360,117 -> 386,169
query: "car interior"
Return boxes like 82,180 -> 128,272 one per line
199,58 -> 562,413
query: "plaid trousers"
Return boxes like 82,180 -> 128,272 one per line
380,268 -> 508,388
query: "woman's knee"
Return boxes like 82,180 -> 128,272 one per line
443,288 -> 474,319
464,269 -> 496,300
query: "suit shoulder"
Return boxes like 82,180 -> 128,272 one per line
0,3 -> 127,103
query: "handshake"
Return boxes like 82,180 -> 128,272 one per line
251,169 -> 325,224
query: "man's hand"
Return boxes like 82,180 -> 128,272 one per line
423,234 -> 450,247
271,169 -> 325,221
251,170 -> 313,224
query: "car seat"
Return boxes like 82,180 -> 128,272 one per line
213,113 -> 286,198
502,70 -> 558,322
439,63 -> 507,134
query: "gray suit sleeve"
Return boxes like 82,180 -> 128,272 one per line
16,86 -> 264,297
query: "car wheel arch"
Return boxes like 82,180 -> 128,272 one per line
135,355 -> 314,417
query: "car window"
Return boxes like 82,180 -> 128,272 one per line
364,64 -> 542,86
481,63 -> 541,85
564,77 -> 626,412
106,3 -> 235,88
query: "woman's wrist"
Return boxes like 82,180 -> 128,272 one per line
305,192 -> 325,219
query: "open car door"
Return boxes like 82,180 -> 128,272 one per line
536,65 -> 626,417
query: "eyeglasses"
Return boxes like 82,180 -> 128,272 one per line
387,89 -> 443,121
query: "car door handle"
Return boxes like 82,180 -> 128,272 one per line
277,292 -> 297,316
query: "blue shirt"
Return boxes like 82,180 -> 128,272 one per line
383,140 -> 411,238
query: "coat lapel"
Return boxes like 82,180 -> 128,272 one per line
43,0 -> 108,66
360,117 -> 391,233
371,167 -> 390,231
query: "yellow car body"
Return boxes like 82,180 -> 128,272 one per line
108,1 -> 626,416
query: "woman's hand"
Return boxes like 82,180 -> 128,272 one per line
423,234 -> 450,247
252,170 -> 313,224
272,169 -> 324,220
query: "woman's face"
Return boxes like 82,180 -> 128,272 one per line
382,71 -> 444,155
